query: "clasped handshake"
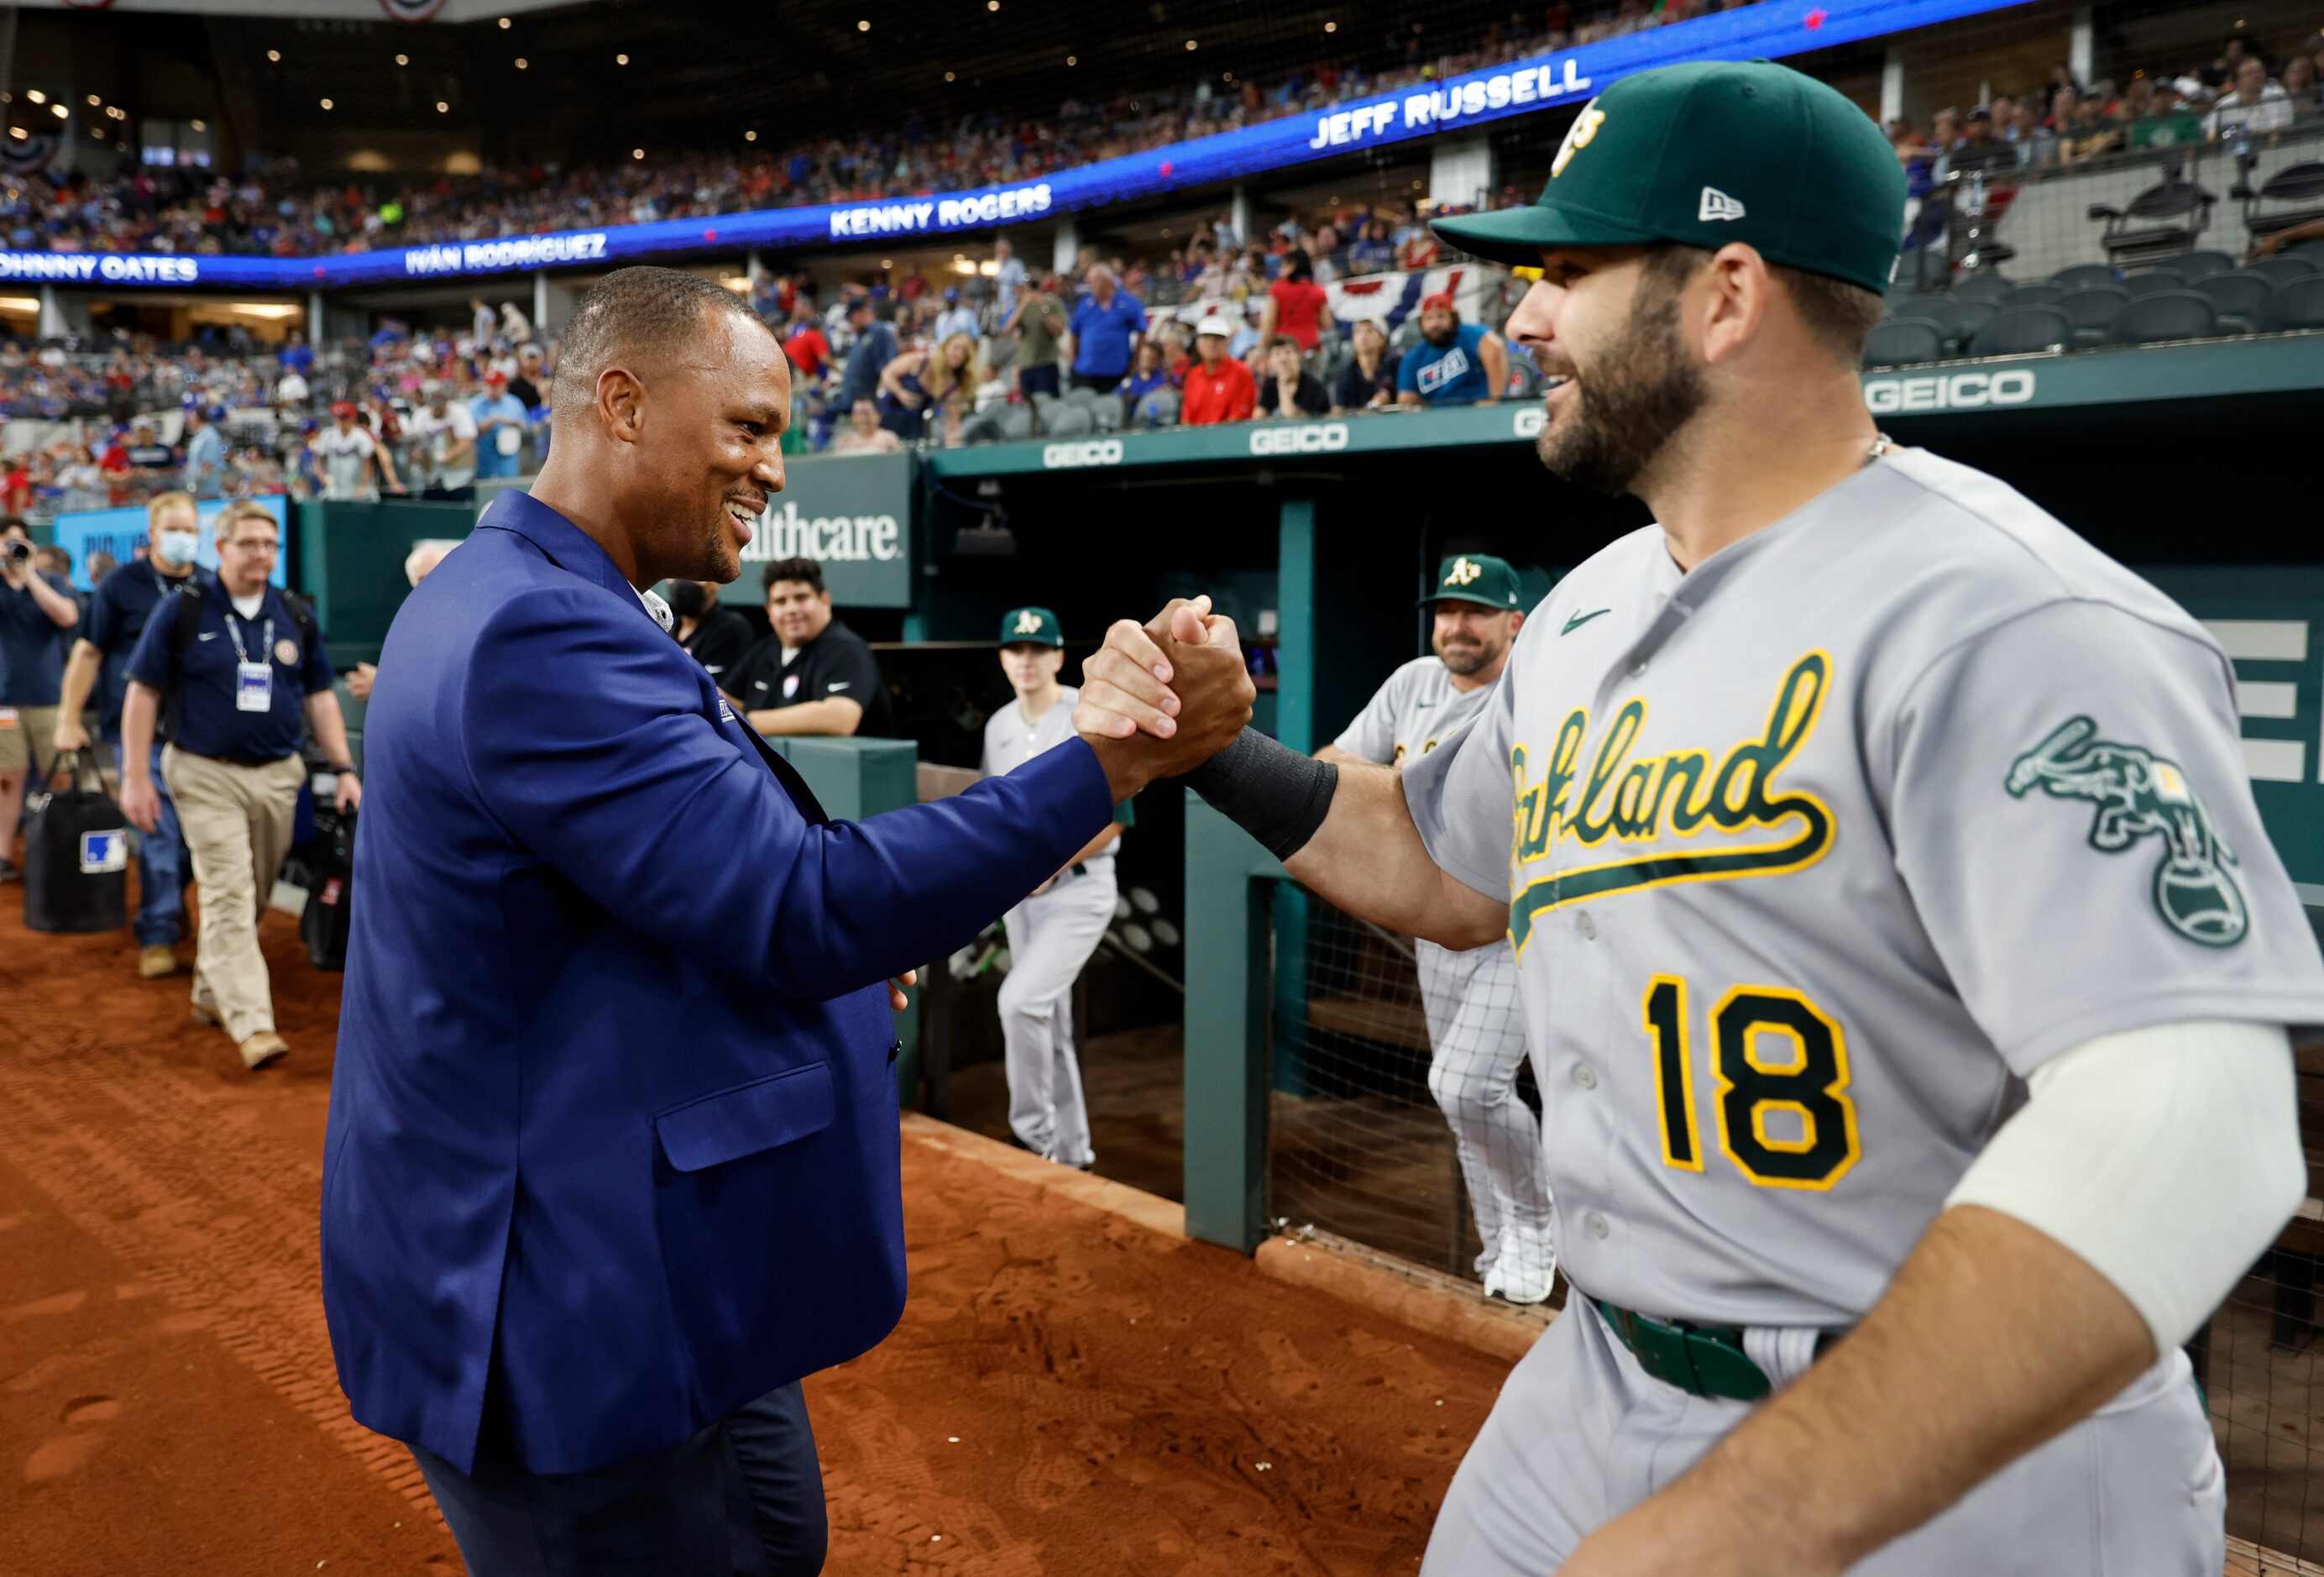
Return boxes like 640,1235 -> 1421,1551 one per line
1072,595 -> 1256,802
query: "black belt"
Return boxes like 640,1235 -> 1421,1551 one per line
175,748 -> 297,770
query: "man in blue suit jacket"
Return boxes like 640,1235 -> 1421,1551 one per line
322,267 -> 1252,1574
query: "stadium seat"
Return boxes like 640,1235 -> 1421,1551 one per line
2170,250 -> 2238,282
2091,179 -> 2216,267
2120,270 -> 2191,297
1897,292 -> 1952,320
2246,254 -> 2321,287
1928,296 -> 2000,350
2191,271 -> 2276,333
2105,291 -> 2220,346
2259,276 -> 2324,333
1862,318 -> 1945,369
2056,285 -> 2133,346
1139,387 -> 1183,428
2005,283 -> 2066,310
1041,401 -> 1095,437
1968,306 -> 2070,358
996,402 -> 1035,441
1089,397 -> 1124,433
2049,263 -> 2120,293
2241,162 -> 2324,244
1950,273 -> 2015,302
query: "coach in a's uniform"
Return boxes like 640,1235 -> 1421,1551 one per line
322,267 -> 1249,1575
119,501 -> 361,1071
981,606 -> 1136,1170
1319,553 -> 1556,1303
54,490 -> 208,979
723,555 -> 894,736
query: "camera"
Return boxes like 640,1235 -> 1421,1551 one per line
3,538 -> 29,568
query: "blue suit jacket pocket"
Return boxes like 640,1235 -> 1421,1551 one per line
653,1063 -> 835,1173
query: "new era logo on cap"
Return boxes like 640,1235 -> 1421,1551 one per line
1699,186 -> 1746,223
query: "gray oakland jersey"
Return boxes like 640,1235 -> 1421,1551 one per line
983,687 -> 1116,871
1402,445 -> 2324,1329
1333,657 -> 1499,765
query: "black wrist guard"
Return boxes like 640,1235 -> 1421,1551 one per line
1180,728 -> 1337,862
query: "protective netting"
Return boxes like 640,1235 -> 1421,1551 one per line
2198,1061 -> 2324,1563
1265,882 -> 1557,1304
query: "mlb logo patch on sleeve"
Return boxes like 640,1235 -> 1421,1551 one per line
80,830 -> 128,875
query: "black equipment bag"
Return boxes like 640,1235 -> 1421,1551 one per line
24,750 -> 129,935
300,799 -> 354,971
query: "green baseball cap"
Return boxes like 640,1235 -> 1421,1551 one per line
1420,554 -> 1523,610
1430,60 -> 1906,295
998,605 -> 1063,647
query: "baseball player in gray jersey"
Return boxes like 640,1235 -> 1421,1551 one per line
1074,59 -> 2324,1575
1322,553 -> 1558,1303
982,606 -> 1135,1169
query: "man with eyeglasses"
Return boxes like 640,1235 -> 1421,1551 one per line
119,500 -> 360,1071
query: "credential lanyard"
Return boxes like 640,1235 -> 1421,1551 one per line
224,606 -> 275,714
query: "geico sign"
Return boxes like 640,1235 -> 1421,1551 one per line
1248,422 -> 1349,456
1041,439 -> 1124,469
1512,407 -> 1546,438
1862,369 -> 2037,415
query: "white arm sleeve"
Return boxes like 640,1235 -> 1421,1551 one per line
1945,1019 -> 2306,1353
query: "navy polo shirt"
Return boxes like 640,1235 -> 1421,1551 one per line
1068,291 -> 1148,380
125,578 -> 334,762
0,570 -> 73,706
1397,322 -> 1494,406
84,562 -> 207,732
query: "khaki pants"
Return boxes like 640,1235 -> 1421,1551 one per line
0,704 -> 59,773
164,747 -> 306,1052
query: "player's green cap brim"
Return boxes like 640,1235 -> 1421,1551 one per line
1427,204 -> 1655,269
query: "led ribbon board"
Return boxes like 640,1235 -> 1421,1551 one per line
0,0 -> 2031,291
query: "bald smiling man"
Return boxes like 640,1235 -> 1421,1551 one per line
322,268 -> 1253,1574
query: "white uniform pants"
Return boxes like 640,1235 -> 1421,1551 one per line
998,864 -> 1116,1166
1421,1298 -> 2224,1574
1417,939 -> 1556,1280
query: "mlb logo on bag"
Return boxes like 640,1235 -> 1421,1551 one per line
80,829 -> 128,875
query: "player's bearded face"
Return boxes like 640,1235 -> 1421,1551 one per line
1533,260 -> 1706,498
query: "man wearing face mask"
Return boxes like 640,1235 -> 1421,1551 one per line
667,579 -> 755,687
53,491 -> 208,975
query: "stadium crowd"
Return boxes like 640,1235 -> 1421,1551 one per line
7,0 -> 1764,258
1884,29 -> 2324,184
6,18 -> 2318,508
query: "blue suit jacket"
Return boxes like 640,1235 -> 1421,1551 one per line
322,490 -> 1112,1475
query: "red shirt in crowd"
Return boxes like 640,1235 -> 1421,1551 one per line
1269,278 -> 1330,351
1180,357 -> 1256,426
784,324 -> 832,379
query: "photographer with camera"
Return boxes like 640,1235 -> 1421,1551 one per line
0,516 -> 81,881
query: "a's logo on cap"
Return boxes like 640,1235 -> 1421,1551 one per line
1446,558 -> 1483,587
1699,186 -> 1747,223
1551,105 -> 1607,178
1014,609 -> 1044,636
